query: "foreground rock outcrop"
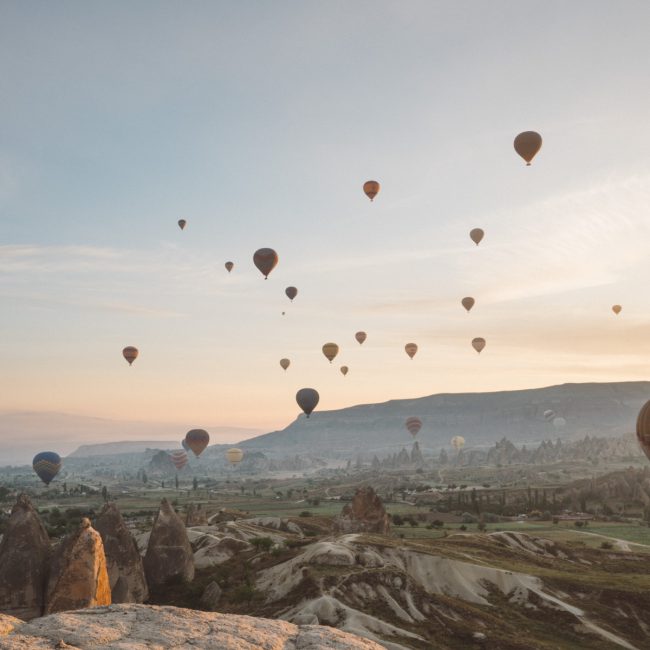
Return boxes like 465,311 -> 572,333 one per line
45,518 -> 111,615
0,494 -> 50,620
0,604 -> 385,649
337,487 -> 390,534
144,499 -> 195,587
95,503 -> 148,603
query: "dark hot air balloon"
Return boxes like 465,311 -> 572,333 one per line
322,343 -> 339,363
636,400 -> 650,461
285,286 -> 298,301
405,417 -> 422,438
178,219 -> 186,230
225,261 -> 234,273
122,346 -> 138,366
355,331 -> 367,345
363,180 -> 380,201
462,297 -> 475,312
470,229 -> 484,246
472,338 -> 486,354
340,365 -> 349,376
185,429 -> 210,457
253,248 -> 278,279
612,305 -> 622,315
280,358 -> 290,371
514,131 -> 542,165
296,388 -> 319,418
405,343 -> 418,359
33,452 -> 62,485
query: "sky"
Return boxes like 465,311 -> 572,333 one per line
2,1 -> 650,457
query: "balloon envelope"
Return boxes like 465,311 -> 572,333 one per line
285,286 -> 298,301
226,448 -> 244,465
363,180 -> 380,201
170,450 -> 188,470
355,331 -> 367,345
322,342 -> 339,363
451,436 -> 465,450
636,400 -> 650,461
543,409 -> 555,422
470,229 -> 484,246
181,439 -> 190,452
405,343 -> 418,359
225,261 -> 234,273
461,297 -> 475,312
612,304 -> 622,315
472,338 -> 486,354
340,365 -> 349,376
280,358 -> 290,371
253,248 -> 279,279
405,417 -> 422,437
296,388 -> 319,418
514,131 -> 542,165
185,429 -> 210,457
122,346 -> 138,365
178,219 -> 186,230
33,451 -> 62,485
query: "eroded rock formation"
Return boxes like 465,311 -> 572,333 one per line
337,486 -> 390,535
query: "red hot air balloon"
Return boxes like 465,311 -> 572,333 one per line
363,180 -> 380,201
253,248 -> 279,279
170,450 -> 188,470
405,417 -> 422,438
122,346 -> 139,366
184,429 -> 210,457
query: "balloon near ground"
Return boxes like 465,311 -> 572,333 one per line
405,343 -> 418,359
514,131 -> 543,165
636,400 -> 650,461
226,448 -> 244,465
225,261 -> 234,273
451,436 -> 465,450
322,342 -> 339,363
363,180 -> 380,201
170,450 -> 188,470
33,451 -> 62,485
472,338 -> 486,354
355,331 -> 367,345
461,297 -> 475,312
553,417 -> 566,430
296,388 -> 319,418
253,248 -> 279,279
405,417 -> 422,438
612,304 -> 622,315
280,358 -> 290,371
543,409 -> 556,422
177,219 -> 186,230
184,429 -> 210,457
340,365 -> 349,376
285,286 -> 298,301
469,228 -> 484,246
122,346 -> 139,366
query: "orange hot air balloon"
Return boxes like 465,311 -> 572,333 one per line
405,343 -> 418,359
461,297 -> 475,312
405,417 -> 422,438
355,331 -> 367,345
612,305 -> 622,315
514,131 -> 542,166
636,400 -> 650,461
340,365 -> 349,376
184,429 -> 210,457
170,450 -> 188,470
472,337 -> 486,354
322,342 -> 339,363
280,358 -> 290,371
226,448 -> 244,465
469,228 -> 484,246
285,286 -> 298,301
296,388 -> 319,418
122,346 -> 139,366
225,261 -> 234,273
178,219 -> 186,230
253,248 -> 279,279
363,180 -> 380,202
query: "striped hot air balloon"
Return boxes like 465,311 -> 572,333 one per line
170,450 -> 188,471
405,417 -> 422,438
33,452 -> 62,485
226,448 -> 244,465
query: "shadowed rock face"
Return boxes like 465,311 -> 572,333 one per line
337,487 -> 390,535
94,503 -> 148,604
0,494 -> 50,620
144,499 -> 195,587
45,518 -> 111,615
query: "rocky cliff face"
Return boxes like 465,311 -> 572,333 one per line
337,487 -> 390,535
0,494 -> 50,620
144,499 -> 195,587
94,503 -> 148,604
0,604 -> 384,649
45,518 -> 111,615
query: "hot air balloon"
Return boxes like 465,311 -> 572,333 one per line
355,331 -> 367,345
322,342 -> 339,363
181,439 -> 190,452
170,450 -> 188,470
340,365 -> 349,376
178,219 -> 186,230
472,338 -> 486,354
185,429 -> 210,457
543,409 -> 555,422
122,346 -> 139,366
225,261 -> 234,273
253,248 -> 279,279
363,180 -> 380,202
462,297 -> 475,312
514,131 -> 543,166
405,343 -> 418,359
612,305 -> 622,315
226,448 -> 244,465
553,417 -> 566,430
296,388 -> 319,418
636,400 -> 650,461
285,286 -> 298,301
280,358 -> 290,371
405,417 -> 422,438
32,452 -> 62,486
470,229 -> 484,246
451,436 -> 465,451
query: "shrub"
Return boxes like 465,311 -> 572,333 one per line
391,514 -> 404,526
600,541 -> 614,550
250,537 -> 274,552
459,524 -> 467,531
299,511 -> 312,518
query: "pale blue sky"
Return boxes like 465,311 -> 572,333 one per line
1,1 -> 650,452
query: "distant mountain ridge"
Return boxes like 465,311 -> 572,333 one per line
241,381 -> 650,457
